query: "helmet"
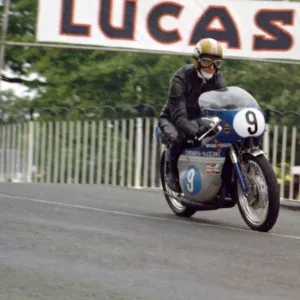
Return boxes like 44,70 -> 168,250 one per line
193,38 -> 223,70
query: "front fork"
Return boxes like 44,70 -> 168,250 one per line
229,147 -> 249,196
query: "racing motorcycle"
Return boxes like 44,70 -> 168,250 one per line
156,86 -> 280,232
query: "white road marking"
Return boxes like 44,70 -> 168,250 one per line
0,193 -> 299,241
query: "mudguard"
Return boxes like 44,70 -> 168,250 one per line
242,148 -> 265,157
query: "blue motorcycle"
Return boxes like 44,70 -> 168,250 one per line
156,86 -> 280,232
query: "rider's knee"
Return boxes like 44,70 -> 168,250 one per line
158,118 -> 184,145
169,131 -> 183,145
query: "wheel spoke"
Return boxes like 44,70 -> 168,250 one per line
238,160 -> 269,226
166,185 -> 185,210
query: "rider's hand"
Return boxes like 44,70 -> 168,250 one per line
195,124 -> 212,139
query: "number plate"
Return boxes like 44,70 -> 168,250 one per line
232,108 -> 265,138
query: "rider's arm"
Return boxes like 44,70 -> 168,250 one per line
167,73 -> 199,139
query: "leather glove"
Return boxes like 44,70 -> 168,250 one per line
195,124 -> 212,139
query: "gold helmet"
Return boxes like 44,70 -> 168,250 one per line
193,38 -> 223,70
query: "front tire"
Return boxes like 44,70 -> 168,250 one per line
236,154 -> 280,232
160,150 -> 196,218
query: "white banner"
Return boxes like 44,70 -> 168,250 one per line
36,0 -> 300,60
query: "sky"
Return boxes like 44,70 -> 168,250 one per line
1,69 -> 40,99
2,79 -> 28,97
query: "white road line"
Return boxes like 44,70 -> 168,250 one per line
0,193 -> 299,241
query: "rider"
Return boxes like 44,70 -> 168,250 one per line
158,38 -> 227,193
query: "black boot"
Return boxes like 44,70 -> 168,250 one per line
165,147 -> 182,193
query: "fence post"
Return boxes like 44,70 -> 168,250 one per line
280,126 -> 287,199
134,117 -> 143,188
263,124 -> 270,160
26,121 -> 34,183
289,127 -> 297,199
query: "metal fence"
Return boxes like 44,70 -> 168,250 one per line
0,118 -> 298,200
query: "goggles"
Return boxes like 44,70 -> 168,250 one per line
200,57 -> 222,69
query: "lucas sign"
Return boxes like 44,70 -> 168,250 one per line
36,0 -> 300,60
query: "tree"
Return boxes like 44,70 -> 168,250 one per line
1,0 -> 300,124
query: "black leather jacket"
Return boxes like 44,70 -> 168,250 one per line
159,64 -> 227,138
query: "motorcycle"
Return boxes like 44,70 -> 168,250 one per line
156,86 -> 280,232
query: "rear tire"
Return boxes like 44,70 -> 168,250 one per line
236,154 -> 280,232
160,150 -> 197,218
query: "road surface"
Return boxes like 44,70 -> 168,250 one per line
0,183 -> 299,300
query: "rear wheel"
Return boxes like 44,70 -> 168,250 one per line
160,150 -> 197,218
236,154 -> 280,232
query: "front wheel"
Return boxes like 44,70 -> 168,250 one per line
160,150 -> 197,218
235,154 -> 280,232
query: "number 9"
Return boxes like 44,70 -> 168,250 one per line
233,108 -> 265,138
245,111 -> 258,134
187,168 -> 195,193
182,165 -> 201,195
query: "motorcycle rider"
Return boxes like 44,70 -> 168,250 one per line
158,38 -> 227,193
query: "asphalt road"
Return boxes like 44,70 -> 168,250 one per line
0,183 -> 300,300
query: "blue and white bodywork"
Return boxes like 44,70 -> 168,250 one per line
156,86 -> 266,203
156,86 -> 280,232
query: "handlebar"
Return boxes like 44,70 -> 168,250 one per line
197,117 -> 222,141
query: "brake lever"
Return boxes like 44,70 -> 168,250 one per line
197,117 -> 222,141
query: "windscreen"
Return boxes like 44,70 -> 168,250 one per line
198,86 -> 260,110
